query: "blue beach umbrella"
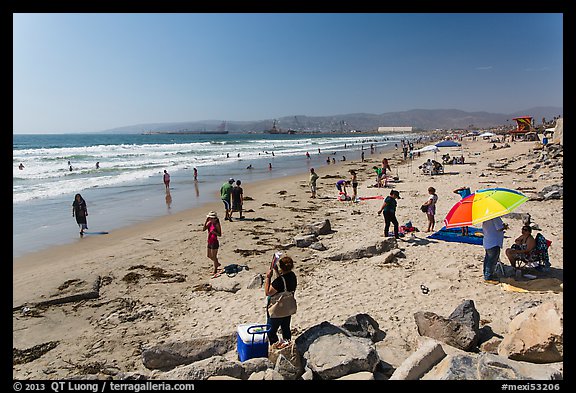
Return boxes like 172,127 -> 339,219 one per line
435,140 -> 461,147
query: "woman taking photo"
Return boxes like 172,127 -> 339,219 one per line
265,255 -> 297,350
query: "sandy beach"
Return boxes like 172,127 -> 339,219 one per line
12,135 -> 563,380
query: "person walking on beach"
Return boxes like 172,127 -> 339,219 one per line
482,216 -> 507,284
265,255 -> 298,349
377,189 -> 401,239
193,167 -> 198,182
72,193 -> 88,237
203,211 -> 222,278
163,170 -> 171,190
231,180 -> 244,219
422,187 -> 438,232
309,168 -> 319,198
453,186 -> 471,236
220,178 -> 234,221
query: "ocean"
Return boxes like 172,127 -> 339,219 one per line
13,132 -> 418,258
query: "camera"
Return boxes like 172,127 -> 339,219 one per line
272,251 -> 282,268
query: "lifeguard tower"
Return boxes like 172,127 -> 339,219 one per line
510,116 -> 534,141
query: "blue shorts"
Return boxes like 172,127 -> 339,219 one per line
222,199 -> 230,210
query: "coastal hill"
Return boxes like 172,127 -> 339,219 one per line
95,106 -> 562,134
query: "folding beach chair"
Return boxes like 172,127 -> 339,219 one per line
514,233 -> 552,273
494,258 -> 507,277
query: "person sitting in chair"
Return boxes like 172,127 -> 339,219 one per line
505,225 -> 537,268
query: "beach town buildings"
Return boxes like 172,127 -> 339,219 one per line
377,126 -> 413,133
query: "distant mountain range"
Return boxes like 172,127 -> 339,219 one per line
94,107 -> 563,134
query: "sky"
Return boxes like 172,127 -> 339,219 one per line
13,13 -> 563,134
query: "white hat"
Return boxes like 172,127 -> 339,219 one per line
206,211 -> 218,218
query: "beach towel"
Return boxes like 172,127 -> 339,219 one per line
358,195 -> 384,200
427,226 -> 484,245
499,277 -> 563,293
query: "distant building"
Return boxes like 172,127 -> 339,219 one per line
377,126 -> 413,133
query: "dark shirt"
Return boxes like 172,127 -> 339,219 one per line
382,196 -> 397,213
231,186 -> 243,201
72,199 -> 87,217
271,271 -> 297,292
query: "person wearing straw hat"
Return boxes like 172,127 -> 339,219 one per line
203,211 -> 222,277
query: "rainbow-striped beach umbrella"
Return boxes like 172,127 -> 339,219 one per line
444,187 -> 529,229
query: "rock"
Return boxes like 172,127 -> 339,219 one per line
300,219 -> 332,236
303,333 -> 380,380
340,313 -> 386,343
414,311 -> 479,351
498,301 -> 563,363
142,334 -> 236,370
389,338 -> 446,380
294,234 -> 317,248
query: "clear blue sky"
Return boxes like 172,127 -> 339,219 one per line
13,13 -> 563,134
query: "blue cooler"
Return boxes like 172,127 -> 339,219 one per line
237,323 -> 270,362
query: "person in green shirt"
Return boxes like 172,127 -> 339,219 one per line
373,166 -> 383,188
220,178 -> 234,221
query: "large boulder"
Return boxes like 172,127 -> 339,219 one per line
303,333 -> 380,379
498,301 -> 563,363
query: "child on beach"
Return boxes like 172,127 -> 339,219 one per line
422,187 -> 438,232
203,211 -> 222,278
72,193 -> 88,236
372,166 -> 383,188
381,157 -> 391,176
453,186 -> 471,235
231,180 -> 244,219
336,179 -> 351,200
349,170 -> 358,201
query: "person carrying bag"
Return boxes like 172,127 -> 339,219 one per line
265,255 -> 297,350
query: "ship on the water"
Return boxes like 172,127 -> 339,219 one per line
143,121 -> 229,135
264,119 -> 296,134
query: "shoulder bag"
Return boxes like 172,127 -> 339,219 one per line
267,275 -> 297,318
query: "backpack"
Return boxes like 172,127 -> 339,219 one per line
223,264 -> 249,277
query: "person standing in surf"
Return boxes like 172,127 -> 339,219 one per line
163,170 -> 171,190
72,193 -> 88,237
